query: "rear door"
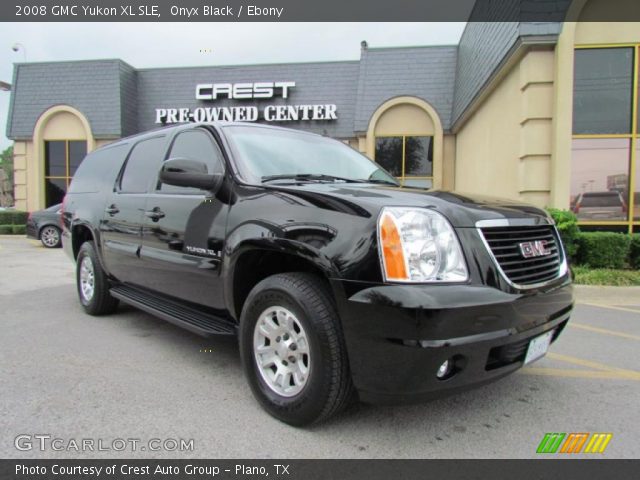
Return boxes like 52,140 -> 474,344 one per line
138,127 -> 229,310
100,135 -> 167,284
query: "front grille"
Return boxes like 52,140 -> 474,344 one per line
480,225 -> 564,287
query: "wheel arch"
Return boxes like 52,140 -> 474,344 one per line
225,240 -> 339,322
71,222 -> 99,259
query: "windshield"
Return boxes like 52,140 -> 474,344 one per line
223,125 -> 398,185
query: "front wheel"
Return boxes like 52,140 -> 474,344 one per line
76,241 -> 119,316
239,272 -> 353,426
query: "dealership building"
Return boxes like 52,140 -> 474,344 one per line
4,1 -> 640,232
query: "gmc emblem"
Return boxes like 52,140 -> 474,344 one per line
519,240 -> 552,258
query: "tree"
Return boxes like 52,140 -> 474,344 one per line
0,145 -> 14,206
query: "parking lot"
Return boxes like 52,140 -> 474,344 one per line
1,235 -> 639,459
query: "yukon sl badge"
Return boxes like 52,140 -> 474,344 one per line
519,240 -> 552,259
185,245 -> 222,258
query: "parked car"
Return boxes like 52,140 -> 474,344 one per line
26,203 -> 63,248
572,191 -> 627,220
61,123 -> 573,425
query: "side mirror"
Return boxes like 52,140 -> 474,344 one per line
159,157 -> 223,191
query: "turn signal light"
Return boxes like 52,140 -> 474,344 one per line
379,212 -> 408,281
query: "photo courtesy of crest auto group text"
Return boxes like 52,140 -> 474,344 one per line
1,0 -> 639,478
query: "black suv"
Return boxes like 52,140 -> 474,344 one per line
62,123 -> 573,425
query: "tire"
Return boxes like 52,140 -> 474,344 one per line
239,272 -> 354,426
39,225 -> 61,248
76,241 -> 119,316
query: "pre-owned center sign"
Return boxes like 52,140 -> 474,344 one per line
155,81 -> 338,124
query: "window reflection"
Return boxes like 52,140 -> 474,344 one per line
405,136 -> 433,177
374,135 -> 433,188
573,48 -> 633,135
375,137 -> 402,176
570,138 -> 630,221
45,141 -> 66,176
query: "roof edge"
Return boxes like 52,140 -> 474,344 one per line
450,33 -> 558,132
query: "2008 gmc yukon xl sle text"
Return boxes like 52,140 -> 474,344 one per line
62,122 -> 573,426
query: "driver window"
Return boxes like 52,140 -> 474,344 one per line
158,129 -> 224,193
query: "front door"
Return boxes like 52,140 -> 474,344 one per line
138,128 -> 229,310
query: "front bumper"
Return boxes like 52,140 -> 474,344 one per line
330,278 -> 573,405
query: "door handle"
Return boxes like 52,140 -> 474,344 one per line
105,205 -> 119,216
144,207 -> 166,222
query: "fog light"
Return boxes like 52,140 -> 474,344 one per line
437,360 -> 452,379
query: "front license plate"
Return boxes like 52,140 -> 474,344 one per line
524,330 -> 554,365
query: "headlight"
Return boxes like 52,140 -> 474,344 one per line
377,207 -> 468,283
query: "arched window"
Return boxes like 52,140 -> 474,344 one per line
367,97 -> 443,189
33,106 -> 94,208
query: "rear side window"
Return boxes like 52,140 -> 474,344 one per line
158,129 -> 224,193
581,193 -> 623,207
68,144 -> 129,194
120,136 -> 166,193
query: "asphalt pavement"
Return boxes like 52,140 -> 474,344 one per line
1,235 -> 638,458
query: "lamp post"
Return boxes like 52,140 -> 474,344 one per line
12,43 -> 27,62
0,81 -> 11,91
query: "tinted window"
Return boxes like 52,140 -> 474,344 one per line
375,137 -> 402,176
573,48 -> 633,134
69,141 -> 88,176
45,141 -> 67,176
405,136 -> 433,177
158,129 -> 224,193
69,144 -> 130,194
45,179 -> 66,207
120,137 -> 166,193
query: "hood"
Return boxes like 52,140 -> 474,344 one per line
266,183 -> 551,228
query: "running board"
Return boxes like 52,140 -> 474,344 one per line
110,284 -> 236,337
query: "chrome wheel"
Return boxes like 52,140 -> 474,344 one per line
79,256 -> 95,302
253,306 -> 311,397
40,226 -> 60,247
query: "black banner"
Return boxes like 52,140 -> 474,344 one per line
1,460 -> 639,480
2,0 -> 640,22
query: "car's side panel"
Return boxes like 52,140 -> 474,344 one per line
139,192 -> 228,309
100,193 -> 148,284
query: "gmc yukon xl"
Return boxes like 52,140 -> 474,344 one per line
62,122 -> 573,425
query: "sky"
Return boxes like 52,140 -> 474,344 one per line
0,22 -> 466,150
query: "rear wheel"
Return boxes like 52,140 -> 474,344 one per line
76,241 -> 119,315
239,272 -> 353,426
40,225 -> 61,248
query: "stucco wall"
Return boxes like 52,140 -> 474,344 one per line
12,141 -> 28,211
455,48 -> 555,207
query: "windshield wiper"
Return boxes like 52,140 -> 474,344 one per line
261,174 -> 360,184
355,178 -> 399,186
